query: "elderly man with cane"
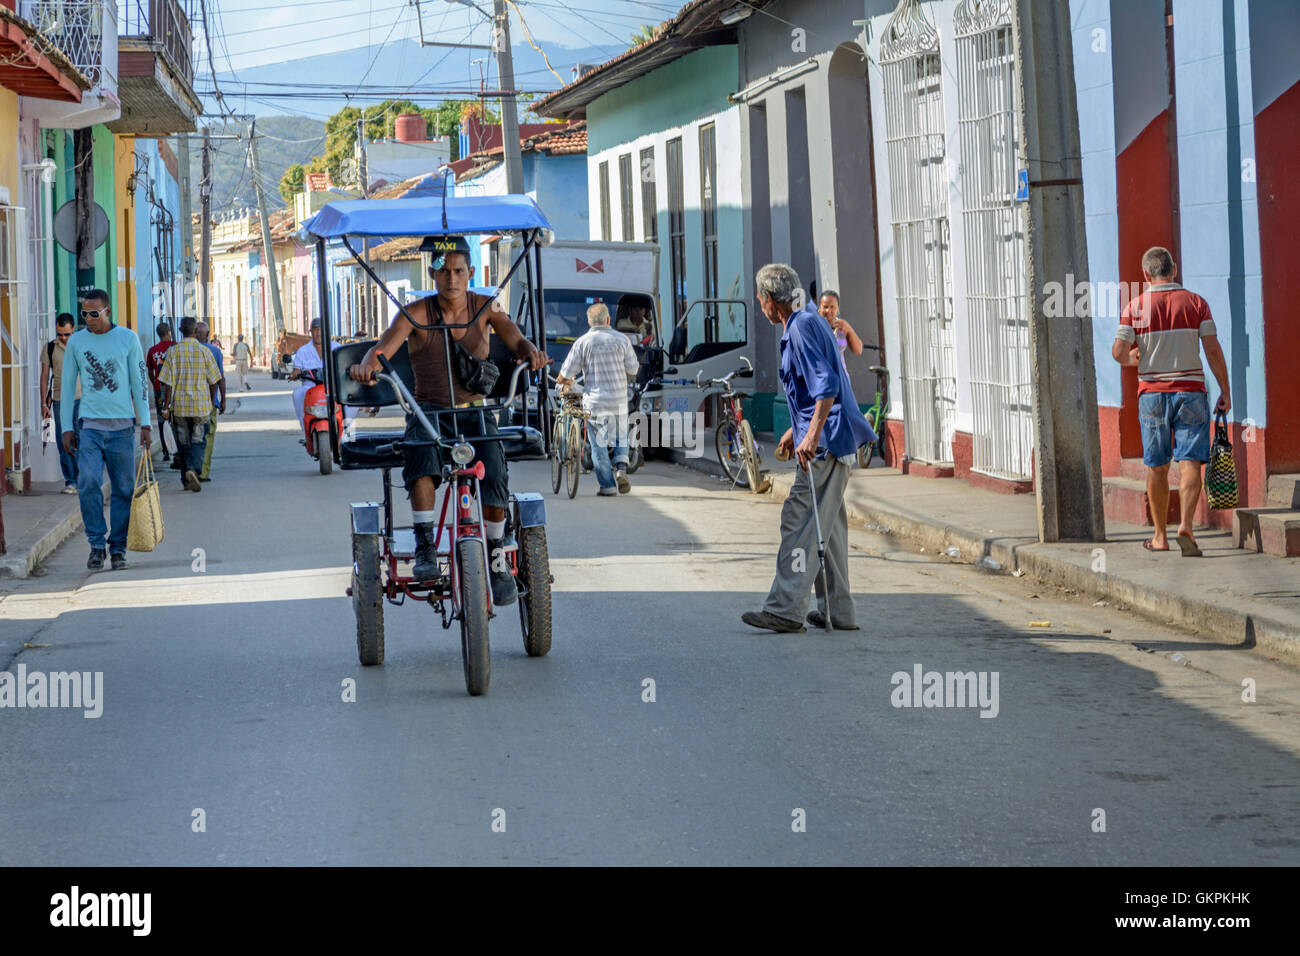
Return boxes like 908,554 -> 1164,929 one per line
742,264 -> 876,634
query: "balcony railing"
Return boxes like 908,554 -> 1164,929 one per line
19,0 -> 118,89
117,0 -> 193,84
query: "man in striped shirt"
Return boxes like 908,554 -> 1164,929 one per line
556,302 -> 639,496
1113,247 -> 1230,556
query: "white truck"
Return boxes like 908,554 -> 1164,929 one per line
495,237 -> 756,460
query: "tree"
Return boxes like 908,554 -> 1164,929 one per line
279,163 -> 305,202
629,24 -> 659,48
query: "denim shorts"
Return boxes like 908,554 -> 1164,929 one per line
1138,391 -> 1210,467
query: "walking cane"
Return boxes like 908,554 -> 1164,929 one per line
805,456 -> 833,632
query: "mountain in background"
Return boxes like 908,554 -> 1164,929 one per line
193,115 -> 326,214
202,37 -> 621,123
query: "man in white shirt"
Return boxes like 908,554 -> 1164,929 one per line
232,334 -> 253,390
291,318 -> 355,429
556,302 -> 639,496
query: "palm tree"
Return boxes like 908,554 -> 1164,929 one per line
629,24 -> 659,48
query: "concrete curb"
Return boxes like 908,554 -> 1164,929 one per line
0,497 -> 84,579
764,471 -> 1300,667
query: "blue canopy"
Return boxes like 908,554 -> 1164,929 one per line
303,193 -> 552,241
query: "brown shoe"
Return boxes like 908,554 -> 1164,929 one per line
741,610 -> 806,633
184,470 -> 201,492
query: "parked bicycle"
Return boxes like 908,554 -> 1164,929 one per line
698,356 -> 768,493
858,344 -> 891,468
548,373 -> 588,499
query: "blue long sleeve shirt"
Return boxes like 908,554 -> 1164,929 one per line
778,305 -> 876,459
60,325 -> 150,433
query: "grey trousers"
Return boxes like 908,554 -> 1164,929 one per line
762,456 -> 854,624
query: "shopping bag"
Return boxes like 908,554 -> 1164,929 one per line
1205,409 -> 1238,510
127,453 -> 165,551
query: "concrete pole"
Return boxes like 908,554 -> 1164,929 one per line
357,116 -> 372,335
199,126 -> 212,325
176,133 -> 193,317
248,121 -> 285,341
1012,0 -> 1107,542
494,0 -> 524,194
73,127 -> 95,300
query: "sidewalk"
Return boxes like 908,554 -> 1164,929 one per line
0,437 -> 164,579
0,481 -> 86,578
757,463 -> 1300,665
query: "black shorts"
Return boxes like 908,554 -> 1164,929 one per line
401,403 -> 509,509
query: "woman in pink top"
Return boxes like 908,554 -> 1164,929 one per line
817,290 -> 862,373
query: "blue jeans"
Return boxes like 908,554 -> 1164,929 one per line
1138,391 -> 1211,467
588,411 -> 629,490
76,425 -> 136,553
52,399 -> 80,484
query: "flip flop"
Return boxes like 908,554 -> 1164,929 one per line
1142,538 -> 1169,552
1176,533 -> 1202,557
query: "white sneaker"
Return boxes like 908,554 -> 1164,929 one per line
62,484 -> 77,495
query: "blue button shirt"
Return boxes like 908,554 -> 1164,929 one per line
778,305 -> 876,459
205,341 -> 224,375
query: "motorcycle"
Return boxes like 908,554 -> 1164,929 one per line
287,357 -> 343,475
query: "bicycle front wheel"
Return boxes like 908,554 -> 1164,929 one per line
739,419 -> 765,493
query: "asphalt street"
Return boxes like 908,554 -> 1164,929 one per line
1,372 -> 1297,865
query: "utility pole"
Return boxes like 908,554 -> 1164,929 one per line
199,126 -> 212,325
248,119 -> 285,341
1012,0 -> 1106,542
176,133 -> 193,320
357,115 -> 372,335
493,0 -> 524,194
73,127 -> 95,301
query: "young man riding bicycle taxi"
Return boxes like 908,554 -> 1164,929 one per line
347,235 -> 551,606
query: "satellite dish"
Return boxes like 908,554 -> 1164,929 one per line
53,200 -> 110,254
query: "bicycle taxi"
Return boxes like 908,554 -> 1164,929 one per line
301,192 -> 556,696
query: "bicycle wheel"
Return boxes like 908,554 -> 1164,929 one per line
626,441 -> 644,474
457,538 -> 490,696
566,419 -> 581,499
550,416 -> 564,494
715,420 -> 746,487
739,419 -> 765,493
860,408 -> 881,468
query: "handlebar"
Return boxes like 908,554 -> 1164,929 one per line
696,364 -> 753,391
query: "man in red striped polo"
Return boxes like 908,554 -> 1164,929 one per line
1112,247 -> 1231,556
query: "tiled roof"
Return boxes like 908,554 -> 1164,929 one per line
339,235 -> 424,266
532,1 -> 769,119
453,121 -> 586,183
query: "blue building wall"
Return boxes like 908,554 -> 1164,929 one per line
1171,0 -> 1264,426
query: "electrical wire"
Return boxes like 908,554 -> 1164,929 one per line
504,0 -> 565,85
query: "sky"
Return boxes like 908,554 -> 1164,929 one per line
201,0 -> 681,78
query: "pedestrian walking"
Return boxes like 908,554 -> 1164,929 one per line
1112,246 -> 1231,557
817,290 -> 863,374
195,321 -> 226,482
233,333 -> 253,390
59,290 -> 152,571
556,302 -> 639,496
157,316 -> 222,493
40,312 -> 80,493
146,322 -> 176,463
742,264 -> 876,634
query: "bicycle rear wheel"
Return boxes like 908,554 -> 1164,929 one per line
550,417 -> 564,493
566,419 -> 581,499
715,420 -> 747,487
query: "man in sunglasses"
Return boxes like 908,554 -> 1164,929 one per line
60,290 -> 152,571
39,313 -> 80,493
